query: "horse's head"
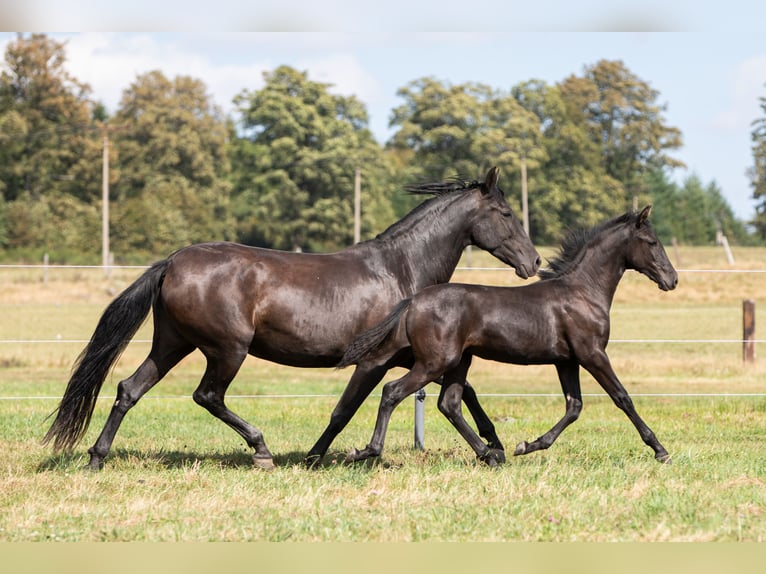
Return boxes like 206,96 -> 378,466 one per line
626,206 -> 678,291
469,167 -> 540,279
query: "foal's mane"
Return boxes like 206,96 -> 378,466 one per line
538,210 -> 641,280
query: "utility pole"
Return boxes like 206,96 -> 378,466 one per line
102,127 -> 110,274
520,155 -> 529,236
354,168 -> 361,244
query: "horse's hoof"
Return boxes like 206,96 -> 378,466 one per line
253,455 -> 275,470
83,457 -> 104,471
656,453 -> 672,464
514,441 -> 528,456
345,447 -> 378,463
304,454 -> 322,469
479,448 -> 505,467
345,448 -> 363,463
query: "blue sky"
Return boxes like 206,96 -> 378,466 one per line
1,5 -> 765,220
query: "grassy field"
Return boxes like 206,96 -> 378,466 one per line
1,245 -> 765,542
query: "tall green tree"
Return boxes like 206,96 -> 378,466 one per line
558,60 -> 684,198
0,33 -> 102,257
230,65 -> 395,252
389,77 -> 552,233
750,85 -> 766,239
389,77 -> 495,181
644,168 -> 750,245
110,70 -> 232,261
509,80 -> 625,243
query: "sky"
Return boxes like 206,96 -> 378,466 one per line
1,3 -> 765,221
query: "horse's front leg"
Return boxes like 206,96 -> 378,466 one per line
304,363 -> 388,468
581,350 -> 671,463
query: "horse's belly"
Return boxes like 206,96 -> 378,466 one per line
248,330 -> 346,368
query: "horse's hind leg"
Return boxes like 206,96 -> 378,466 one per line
86,343 -> 192,470
345,363 -> 435,463
192,349 -> 275,469
460,380 -> 505,457
436,358 -> 504,466
514,360 -> 583,457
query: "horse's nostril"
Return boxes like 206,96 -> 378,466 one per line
534,256 -> 541,270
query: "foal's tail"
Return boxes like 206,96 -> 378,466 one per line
337,298 -> 412,369
42,259 -> 170,452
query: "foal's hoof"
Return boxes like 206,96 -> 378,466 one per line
514,441 -> 529,456
479,448 -> 505,467
345,447 -> 377,463
252,455 -> 275,470
656,453 -> 672,464
345,448 -> 364,463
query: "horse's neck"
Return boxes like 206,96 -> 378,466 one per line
567,230 -> 628,308
366,198 -> 470,291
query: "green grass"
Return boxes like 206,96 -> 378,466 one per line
1,392 -> 765,541
1,247 -> 766,541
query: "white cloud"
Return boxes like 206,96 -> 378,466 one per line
713,54 -> 766,131
52,33 -> 384,121
61,33 -> 272,115
297,52 -> 384,105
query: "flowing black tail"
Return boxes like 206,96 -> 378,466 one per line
42,259 -> 170,452
336,298 -> 412,369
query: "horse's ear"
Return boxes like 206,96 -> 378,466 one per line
637,205 -> 652,227
483,166 -> 500,194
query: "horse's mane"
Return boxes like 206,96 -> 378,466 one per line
403,176 -> 483,197
538,210 -> 641,280
371,176 -> 490,242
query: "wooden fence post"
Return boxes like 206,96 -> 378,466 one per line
743,299 -> 756,363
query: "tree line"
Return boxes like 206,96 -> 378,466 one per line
0,34 -> 760,264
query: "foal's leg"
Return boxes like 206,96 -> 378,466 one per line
345,363 -> 435,463
457,380 -> 506,456
86,340 -> 193,470
192,348 -> 275,469
581,350 -> 670,463
304,363 -> 388,467
436,359 -> 505,467
514,360 -> 583,457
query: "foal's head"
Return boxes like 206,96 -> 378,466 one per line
625,206 -> 678,292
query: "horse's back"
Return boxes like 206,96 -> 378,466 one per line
158,242 -> 404,367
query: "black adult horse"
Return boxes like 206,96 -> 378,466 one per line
339,206 -> 677,465
43,167 -> 540,470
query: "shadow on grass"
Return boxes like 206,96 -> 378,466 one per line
35,448 -> 389,472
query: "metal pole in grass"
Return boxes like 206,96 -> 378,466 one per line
414,388 -> 426,450
743,299 -> 756,363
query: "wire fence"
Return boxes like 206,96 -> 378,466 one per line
4,264 -> 765,347
2,264 -> 765,404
